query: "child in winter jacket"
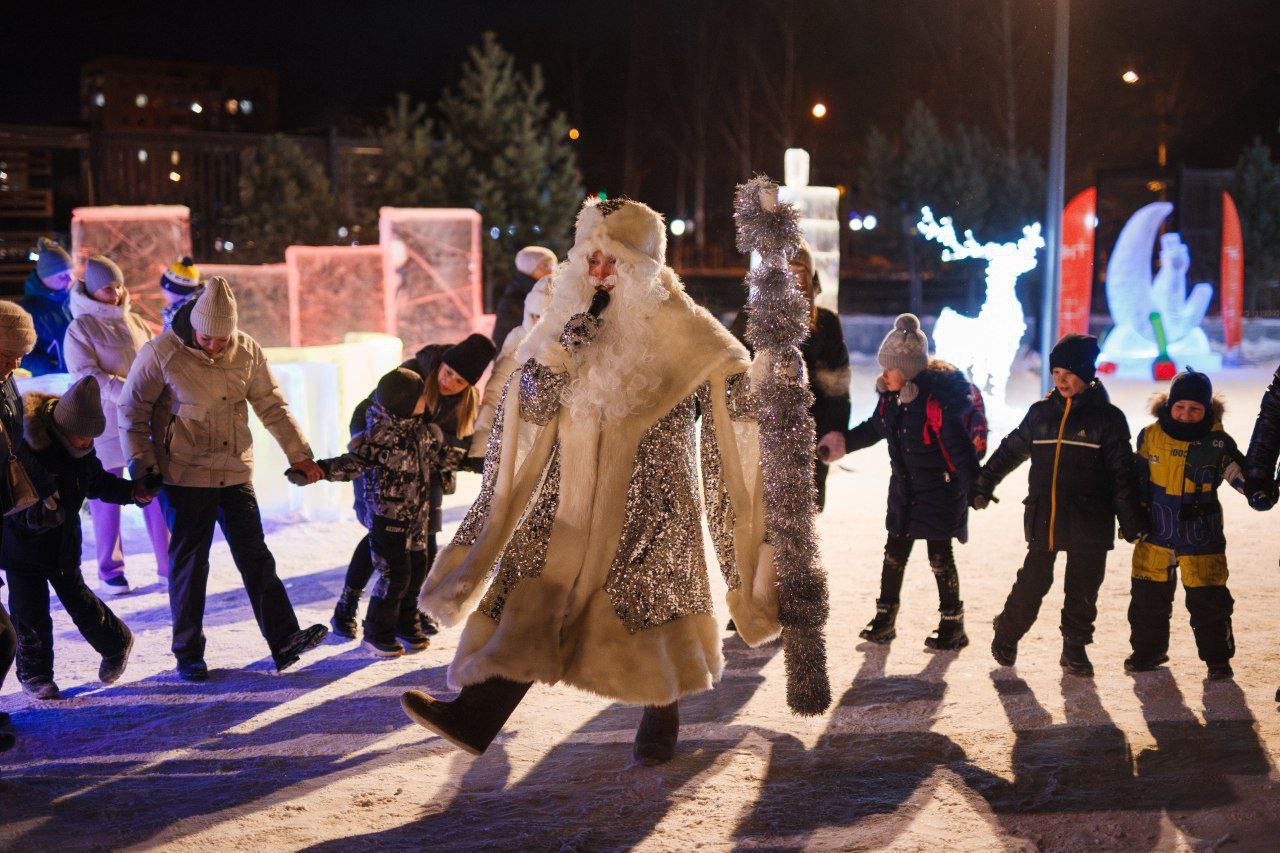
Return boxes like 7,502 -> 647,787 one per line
1,377 -> 154,699
972,334 -> 1146,677
297,368 -> 444,658
834,314 -> 978,650
1127,371 -> 1245,680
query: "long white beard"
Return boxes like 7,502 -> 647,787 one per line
518,252 -> 670,423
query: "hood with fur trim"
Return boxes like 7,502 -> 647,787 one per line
22,391 -> 61,452
69,279 -> 132,320
571,197 -> 667,268
1148,391 -> 1225,425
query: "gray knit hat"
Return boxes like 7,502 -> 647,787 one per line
0,301 -> 37,355
85,255 -> 124,294
877,313 -> 929,381
35,237 -> 73,280
190,276 -> 238,338
54,376 -> 107,438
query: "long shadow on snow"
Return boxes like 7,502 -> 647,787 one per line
0,650 -> 450,849
307,635 -> 784,850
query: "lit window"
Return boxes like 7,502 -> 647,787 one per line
135,93 -> 149,108
92,92 -> 105,107
137,150 -> 148,163
190,102 -> 203,114
170,151 -> 180,165
239,100 -> 253,115
169,171 -> 181,182
226,99 -> 239,115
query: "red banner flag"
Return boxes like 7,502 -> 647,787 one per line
1058,188 -> 1097,338
1221,191 -> 1244,354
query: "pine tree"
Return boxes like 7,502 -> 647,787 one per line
230,135 -> 341,263
431,33 -> 583,298
1232,139 -> 1280,302
356,93 -> 442,229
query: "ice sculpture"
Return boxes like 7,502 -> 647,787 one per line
252,333 -> 403,520
285,246 -> 387,347
200,263 -> 290,347
778,149 -> 840,312
379,208 -> 486,352
71,205 -> 192,326
917,207 -> 1043,409
1098,202 -> 1219,374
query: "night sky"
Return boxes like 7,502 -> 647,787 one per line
5,1 -> 1279,203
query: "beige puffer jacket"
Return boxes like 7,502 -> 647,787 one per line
63,282 -> 155,470
118,328 -> 312,488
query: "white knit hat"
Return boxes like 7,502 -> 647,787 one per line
877,313 -> 929,381
0,301 -> 37,355
190,276 -> 238,338
515,246 -> 556,276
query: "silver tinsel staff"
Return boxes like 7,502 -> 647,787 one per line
733,175 -> 831,716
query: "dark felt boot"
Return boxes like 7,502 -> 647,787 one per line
331,587 -> 361,639
1060,641 -> 1094,677
401,677 -> 532,755
859,601 -> 899,644
925,606 -> 969,651
633,701 -> 680,766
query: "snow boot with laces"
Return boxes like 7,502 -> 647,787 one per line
924,606 -> 969,651
859,601 -> 899,644
331,587 -> 361,639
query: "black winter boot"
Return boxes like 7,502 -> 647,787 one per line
273,624 -> 329,673
1123,651 -> 1169,674
1060,642 -> 1094,677
396,615 -> 431,651
402,677 -> 532,755
99,626 -> 134,684
925,606 -> 969,651
634,702 -> 680,766
331,587 -> 361,639
1206,661 -> 1234,681
859,601 -> 899,644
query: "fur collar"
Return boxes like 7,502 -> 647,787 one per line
69,279 -> 130,320
22,391 -> 58,451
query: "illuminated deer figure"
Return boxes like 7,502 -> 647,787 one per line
916,207 -> 1044,408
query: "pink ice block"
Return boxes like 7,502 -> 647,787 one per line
379,208 -> 484,351
200,263 -> 290,347
71,205 -> 192,325
285,245 -> 387,347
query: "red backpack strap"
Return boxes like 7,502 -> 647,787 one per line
923,395 -> 956,471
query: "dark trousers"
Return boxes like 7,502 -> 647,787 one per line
346,530 -> 436,615
995,548 -> 1107,647
1129,575 -> 1235,663
879,535 -> 962,612
160,483 -> 300,663
5,564 -> 129,684
0,598 -> 16,691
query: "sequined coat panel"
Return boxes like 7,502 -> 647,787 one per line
421,283 -> 781,706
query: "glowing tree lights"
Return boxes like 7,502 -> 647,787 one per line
917,207 -> 1044,408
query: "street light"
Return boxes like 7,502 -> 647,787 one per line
1122,69 -> 1139,84
811,102 -> 827,119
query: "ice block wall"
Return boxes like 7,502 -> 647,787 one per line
285,246 -> 387,347
379,208 -> 484,351
71,205 -> 192,324
778,149 -> 840,312
251,333 -> 403,520
200,263 -> 290,347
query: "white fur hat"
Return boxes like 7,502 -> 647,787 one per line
523,276 -> 553,327
572,197 -> 666,266
515,246 -> 556,276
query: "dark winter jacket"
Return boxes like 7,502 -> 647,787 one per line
320,402 -> 443,549
730,306 -> 852,437
976,380 -> 1145,552
492,272 -> 537,354
1244,363 -> 1280,486
0,377 -> 56,516
0,393 -> 135,574
18,271 -> 73,376
845,361 -> 979,541
349,344 -> 467,534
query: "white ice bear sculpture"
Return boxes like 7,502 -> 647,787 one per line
1099,201 -> 1219,374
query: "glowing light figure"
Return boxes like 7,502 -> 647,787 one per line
776,148 -> 840,311
917,206 -> 1043,409
1097,201 -> 1219,374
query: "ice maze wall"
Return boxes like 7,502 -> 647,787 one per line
71,205 -> 192,324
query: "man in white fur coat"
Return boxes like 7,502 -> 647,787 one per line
404,197 -> 781,765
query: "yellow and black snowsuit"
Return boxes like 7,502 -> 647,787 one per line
1130,395 -> 1244,664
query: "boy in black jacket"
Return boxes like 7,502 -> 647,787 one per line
2,377 -> 154,699
971,334 -> 1146,676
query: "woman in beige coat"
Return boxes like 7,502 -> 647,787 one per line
64,256 -> 170,595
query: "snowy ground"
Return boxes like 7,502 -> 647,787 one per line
4,362 -> 1280,851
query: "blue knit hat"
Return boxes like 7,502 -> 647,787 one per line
35,237 -> 73,280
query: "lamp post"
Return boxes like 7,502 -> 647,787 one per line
1040,0 -> 1070,394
